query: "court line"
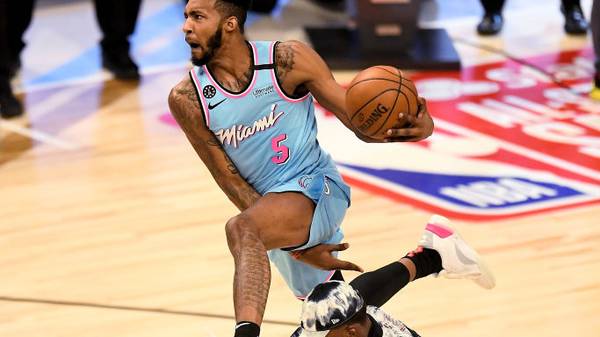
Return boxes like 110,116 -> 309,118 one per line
0,296 -> 297,327
0,120 -> 80,150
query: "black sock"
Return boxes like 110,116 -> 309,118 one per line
405,248 -> 442,280
234,321 -> 260,337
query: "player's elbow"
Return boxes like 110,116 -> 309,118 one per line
167,87 -> 177,109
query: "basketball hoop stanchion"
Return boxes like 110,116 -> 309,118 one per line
305,0 -> 461,70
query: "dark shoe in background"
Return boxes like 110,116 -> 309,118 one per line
8,57 -> 21,79
0,89 -> 24,119
477,13 -> 504,36
102,49 -> 140,80
562,4 -> 588,35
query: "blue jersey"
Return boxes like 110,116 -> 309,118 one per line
189,40 -> 350,199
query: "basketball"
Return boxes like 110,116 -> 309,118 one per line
346,66 -> 419,139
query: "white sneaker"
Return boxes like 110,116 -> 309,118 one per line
419,215 -> 496,289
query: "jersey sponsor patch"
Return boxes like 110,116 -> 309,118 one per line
203,85 -> 216,99
253,85 -> 275,98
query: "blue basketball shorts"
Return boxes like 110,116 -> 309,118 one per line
266,173 -> 351,299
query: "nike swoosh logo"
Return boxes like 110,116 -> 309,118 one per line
208,98 -> 227,110
324,181 -> 330,195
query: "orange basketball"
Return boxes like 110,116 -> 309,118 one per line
346,66 -> 419,139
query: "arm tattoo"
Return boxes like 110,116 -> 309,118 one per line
274,42 -> 309,97
174,82 -> 201,111
205,137 -> 239,174
275,42 -> 295,82
224,154 -> 240,175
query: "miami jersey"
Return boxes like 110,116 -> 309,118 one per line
189,40 -> 349,199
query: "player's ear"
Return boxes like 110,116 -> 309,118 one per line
344,324 -> 358,337
223,16 -> 238,32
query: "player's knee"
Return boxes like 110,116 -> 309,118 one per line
225,214 -> 257,246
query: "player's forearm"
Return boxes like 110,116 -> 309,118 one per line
314,85 -> 383,143
208,149 -> 261,211
217,178 -> 261,211
190,142 -> 261,211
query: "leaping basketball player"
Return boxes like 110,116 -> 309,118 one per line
167,1 -> 434,337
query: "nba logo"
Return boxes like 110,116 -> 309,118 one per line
317,48 -> 600,220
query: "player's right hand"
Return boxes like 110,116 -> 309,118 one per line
384,97 -> 433,142
290,243 -> 364,272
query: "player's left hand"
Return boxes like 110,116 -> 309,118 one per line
290,243 -> 364,272
384,97 -> 434,142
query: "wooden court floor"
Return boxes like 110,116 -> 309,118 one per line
1,1 -> 599,337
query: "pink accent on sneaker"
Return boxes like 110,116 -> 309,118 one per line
426,223 -> 454,238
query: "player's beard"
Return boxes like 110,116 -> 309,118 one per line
191,27 -> 223,66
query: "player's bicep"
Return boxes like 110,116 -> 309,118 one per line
285,41 -> 352,129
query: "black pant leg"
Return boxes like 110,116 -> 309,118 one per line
7,0 -> 35,58
0,0 -> 34,79
480,0 -> 506,14
93,0 -> 142,53
561,0 -> 580,11
0,1 -> 10,80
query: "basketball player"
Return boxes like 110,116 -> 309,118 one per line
167,1 -> 434,337
292,215 -> 495,337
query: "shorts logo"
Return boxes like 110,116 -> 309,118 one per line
298,176 -> 313,189
324,181 -> 331,195
203,85 -> 216,99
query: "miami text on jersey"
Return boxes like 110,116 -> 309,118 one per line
214,104 -> 285,148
